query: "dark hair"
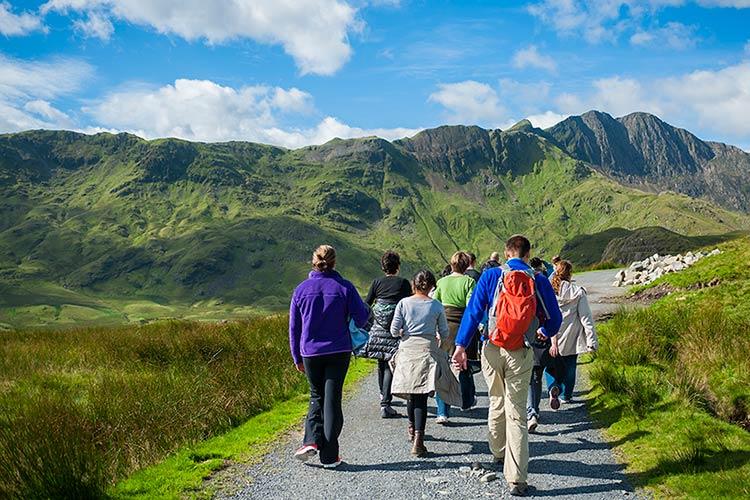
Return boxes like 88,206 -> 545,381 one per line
505,234 -> 531,258
450,251 -> 470,274
381,250 -> 400,275
440,264 -> 452,278
551,255 -> 561,264
312,244 -> 336,272
412,269 -> 437,294
467,252 -> 477,265
529,257 -> 544,272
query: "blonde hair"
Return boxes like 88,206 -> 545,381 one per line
450,251 -> 470,274
551,260 -> 573,294
312,245 -> 336,272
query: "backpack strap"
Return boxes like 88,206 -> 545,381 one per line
517,267 -> 551,321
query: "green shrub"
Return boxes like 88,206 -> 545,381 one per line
0,316 -> 307,498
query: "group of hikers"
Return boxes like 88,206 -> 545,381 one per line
288,235 -> 598,496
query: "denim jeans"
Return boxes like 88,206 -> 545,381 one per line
435,392 -> 450,417
544,354 -> 578,401
527,366 -> 545,417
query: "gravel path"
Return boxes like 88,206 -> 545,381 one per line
220,269 -> 634,499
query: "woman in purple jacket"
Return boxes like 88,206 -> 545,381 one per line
289,245 -> 370,468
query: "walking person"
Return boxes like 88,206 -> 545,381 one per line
453,235 -> 562,496
545,260 -> 598,404
362,251 -> 413,418
481,251 -> 502,273
433,251 -> 476,422
390,270 -> 462,457
465,252 -> 481,282
526,263 -> 554,433
289,245 -> 370,468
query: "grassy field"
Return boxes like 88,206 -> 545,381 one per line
588,236 -> 750,498
0,315 -> 362,499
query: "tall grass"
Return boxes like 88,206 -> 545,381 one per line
591,300 -> 750,426
0,317 -> 307,498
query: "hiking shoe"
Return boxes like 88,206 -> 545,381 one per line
381,405 -> 399,418
322,457 -> 343,469
527,414 -> 538,433
510,482 -> 528,496
435,415 -> 449,424
461,397 -> 478,411
549,386 -> 561,410
294,444 -> 317,462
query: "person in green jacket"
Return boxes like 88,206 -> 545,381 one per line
432,251 -> 476,423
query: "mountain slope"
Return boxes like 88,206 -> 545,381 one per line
547,111 -> 750,211
0,123 -> 747,329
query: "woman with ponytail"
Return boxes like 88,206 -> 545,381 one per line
289,245 -> 370,468
545,260 -> 598,404
390,270 -> 462,457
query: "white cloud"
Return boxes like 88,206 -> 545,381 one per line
428,81 -> 507,126
630,22 -> 697,49
512,45 -> 557,73
73,11 -> 114,40
528,0 -> 748,45
41,0 -> 361,75
744,39 -> 750,54
0,1 -> 45,36
84,78 -> 419,148
0,54 -> 92,132
527,111 -> 568,129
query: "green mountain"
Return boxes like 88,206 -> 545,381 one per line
1,114 -> 748,329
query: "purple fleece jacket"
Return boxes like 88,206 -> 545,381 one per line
289,270 -> 370,364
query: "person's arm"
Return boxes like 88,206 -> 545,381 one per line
390,300 -> 405,337
289,296 -> 303,368
536,275 -> 562,338
432,280 -> 442,302
348,282 -> 370,328
578,291 -> 598,351
455,270 -> 496,348
365,280 -> 376,306
437,304 -> 449,340
464,276 -> 476,307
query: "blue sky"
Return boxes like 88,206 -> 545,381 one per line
1,0 -> 749,149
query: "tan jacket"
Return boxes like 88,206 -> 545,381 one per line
555,280 -> 598,356
389,335 -> 462,406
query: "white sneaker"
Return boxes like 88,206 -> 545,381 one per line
294,444 -> 318,462
435,415 -> 449,424
527,415 -> 538,433
322,457 -> 342,469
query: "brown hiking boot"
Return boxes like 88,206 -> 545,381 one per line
411,430 -> 427,457
407,422 -> 415,442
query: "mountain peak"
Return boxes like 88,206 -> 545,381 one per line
507,119 -> 533,132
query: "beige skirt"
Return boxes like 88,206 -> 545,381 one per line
390,335 -> 462,407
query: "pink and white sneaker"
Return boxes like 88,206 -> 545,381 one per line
322,456 -> 343,469
294,444 -> 318,462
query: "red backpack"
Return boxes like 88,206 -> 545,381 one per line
488,265 -> 548,351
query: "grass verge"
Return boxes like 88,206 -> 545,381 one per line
586,236 -> 750,498
112,358 -> 375,499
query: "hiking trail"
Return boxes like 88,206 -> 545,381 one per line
217,270 -> 634,499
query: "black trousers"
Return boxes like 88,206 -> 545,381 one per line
377,359 -> 393,407
406,394 -> 428,432
302,352 -> 351,464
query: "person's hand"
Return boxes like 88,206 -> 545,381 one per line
452,346 -> 468,370
549,342 -> 559,358
295,362 -> 305,373
535,328 -> 547,341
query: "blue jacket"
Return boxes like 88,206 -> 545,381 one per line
455,258 -> 562,348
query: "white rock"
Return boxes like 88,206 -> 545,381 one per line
480,472 -> 497,483
710,249 -> 721,256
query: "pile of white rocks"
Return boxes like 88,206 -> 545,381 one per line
613,248 -> 721,287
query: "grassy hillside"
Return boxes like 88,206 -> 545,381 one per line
1,129 -> 747,329
561,226 -> 743,266
588,236 -> 750,497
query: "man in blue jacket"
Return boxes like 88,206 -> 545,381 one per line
453,235 -> 562,496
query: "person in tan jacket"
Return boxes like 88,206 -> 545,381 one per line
546,260 -> 598,404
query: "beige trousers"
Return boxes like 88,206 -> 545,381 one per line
481,341 -> 533,484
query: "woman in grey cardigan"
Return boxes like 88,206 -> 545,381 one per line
390,270 -> 462,457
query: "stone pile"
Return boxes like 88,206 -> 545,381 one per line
613,248 -> 721,287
